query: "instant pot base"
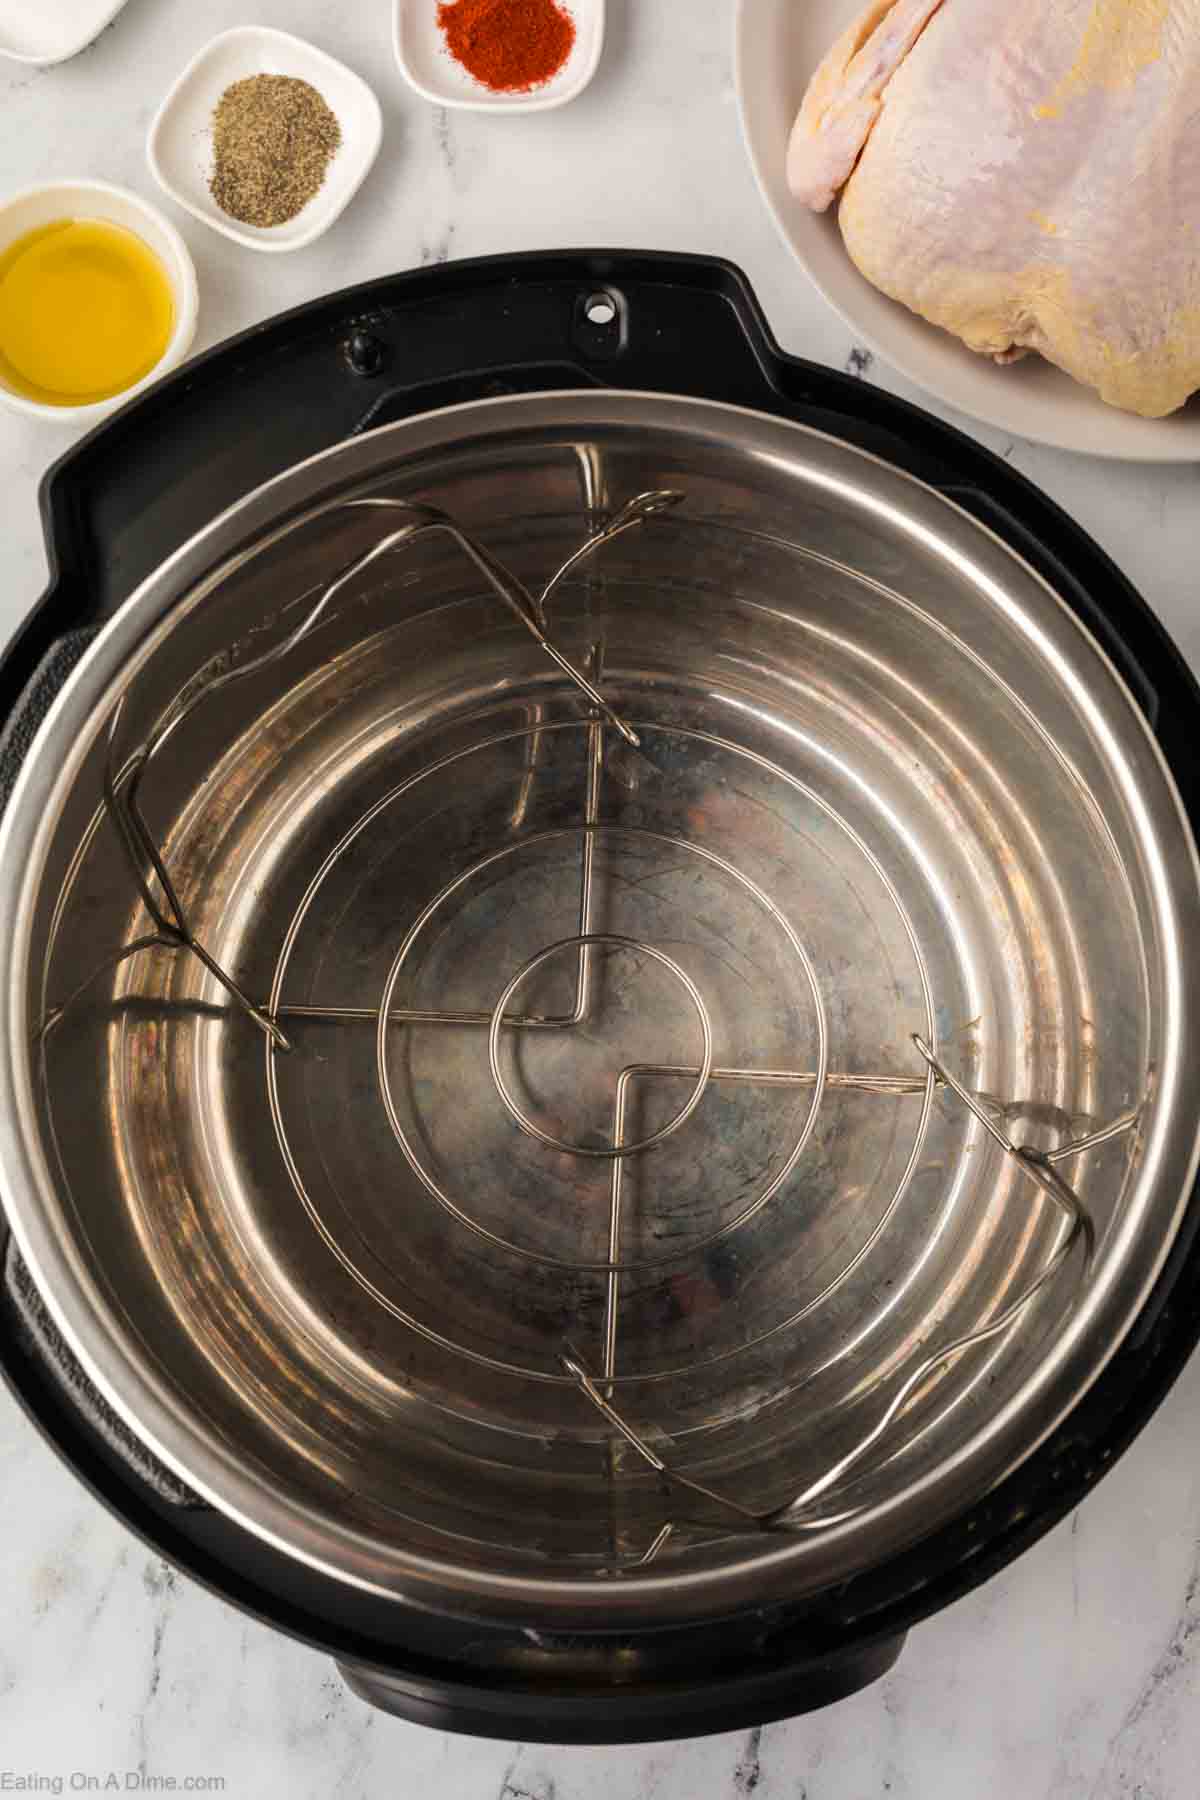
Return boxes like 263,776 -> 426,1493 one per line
2,253 -> 1199,1741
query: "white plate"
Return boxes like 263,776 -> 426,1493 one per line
734,0 -> 1200,462
395,0 -> 604,113
0,0 -> 130,64
147,26 -> 382,254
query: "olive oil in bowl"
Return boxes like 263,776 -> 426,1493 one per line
0,219 -> 175,407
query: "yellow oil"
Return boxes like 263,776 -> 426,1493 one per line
0,219 -> 175,407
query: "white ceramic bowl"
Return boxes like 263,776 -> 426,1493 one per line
147,26 -> 383,254
0,0 -> 132,65
395,0 -> 604,113
734,0 -> 1200,462
0,180 -> 199,425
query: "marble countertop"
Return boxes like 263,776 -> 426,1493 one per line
3,1 -> 1200,1793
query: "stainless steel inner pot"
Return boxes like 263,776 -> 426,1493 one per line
1,392 -> 1198,1629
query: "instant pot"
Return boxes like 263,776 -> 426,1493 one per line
2,252 -> 1199,1744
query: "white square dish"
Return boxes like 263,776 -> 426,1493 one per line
395,0 -> 604,113
0,0 -> 132,65
147,26 -> 383,254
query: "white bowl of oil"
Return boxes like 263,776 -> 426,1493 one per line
0,180 -> 199,424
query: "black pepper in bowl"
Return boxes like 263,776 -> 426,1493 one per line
209,74 -> 342,229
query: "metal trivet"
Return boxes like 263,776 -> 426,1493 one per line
48,491 -> 1140,1557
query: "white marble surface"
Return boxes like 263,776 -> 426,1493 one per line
2,0 -> 1200,1792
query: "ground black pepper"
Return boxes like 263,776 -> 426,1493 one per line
209,74 -> 342,229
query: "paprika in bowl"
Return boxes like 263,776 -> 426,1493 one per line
393,0 -> 604,112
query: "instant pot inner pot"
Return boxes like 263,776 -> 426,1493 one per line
20,416 -> 1185,1593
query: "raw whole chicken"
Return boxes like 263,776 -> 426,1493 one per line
787,0 -> 1200,417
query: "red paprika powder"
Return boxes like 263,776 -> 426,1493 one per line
437,0 -> 577,93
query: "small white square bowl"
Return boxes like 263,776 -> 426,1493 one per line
395,0 -> 604,113
0,0 -> 132,65
147,26 -> 383,254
